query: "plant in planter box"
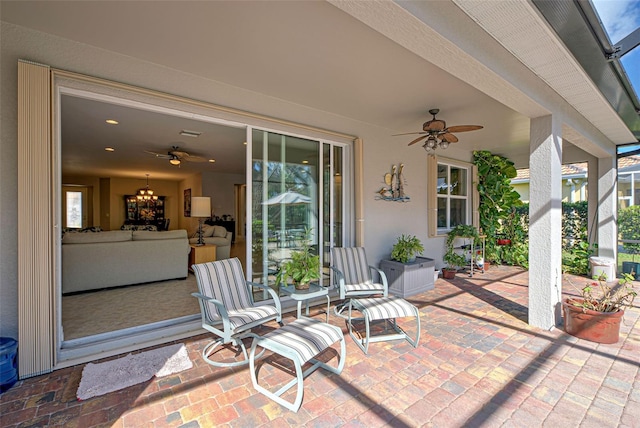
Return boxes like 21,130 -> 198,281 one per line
563,273 -> 637,343
391,234 -> 425,263
276,229 -> 320,290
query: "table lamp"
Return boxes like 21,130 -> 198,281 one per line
191,196 -> 211,246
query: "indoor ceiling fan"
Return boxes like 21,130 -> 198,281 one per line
144,146 -> 207,166
393,109 -> 483,152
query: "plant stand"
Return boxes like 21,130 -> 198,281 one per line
380,257 -> 435,298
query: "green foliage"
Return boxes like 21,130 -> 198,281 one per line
276,229 -> 320,287
444,225 -> 479,270
562,240 -> 597,275
566,273 -> 637,313
498,242 -> 529,269
473,150 -> 522,263
562,202 -> 588,239
391,234 -> 425,263
517,201 -> 594,275
619,206 -> 640,254
443,252 -> 467,270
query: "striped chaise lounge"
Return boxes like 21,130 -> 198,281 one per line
249,317 -> 345,412
348,295 -> 421,354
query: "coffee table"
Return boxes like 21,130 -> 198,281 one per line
281,283 -> 330,322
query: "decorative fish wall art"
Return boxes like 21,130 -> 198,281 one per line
376,163 -> 410,202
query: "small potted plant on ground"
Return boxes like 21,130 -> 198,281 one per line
390,234 -> 425,263
562,272 -> 637,344
276,229 -> 320,290
442,251 -> 467,279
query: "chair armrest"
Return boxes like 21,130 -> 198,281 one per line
191,292 -> 229,321
369,265 -> 389,297
330,266 -> 347,299
246,281 -> 282,315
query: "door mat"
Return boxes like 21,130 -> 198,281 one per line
77,343 -> 192,400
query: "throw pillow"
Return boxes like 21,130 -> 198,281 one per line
201,224 -> 215,238
212,226 -> 228,238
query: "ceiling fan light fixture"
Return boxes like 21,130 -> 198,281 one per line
439,140 -> 449,149
170,157 -> 181,165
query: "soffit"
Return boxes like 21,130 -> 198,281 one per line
452,0 -> 636,145
2,0 -> 633,177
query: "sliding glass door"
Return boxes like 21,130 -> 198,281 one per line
250,129 -> 346,299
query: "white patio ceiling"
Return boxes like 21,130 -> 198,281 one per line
2,0 -> 634,179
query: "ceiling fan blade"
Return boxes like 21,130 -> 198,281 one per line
392,131 -> 427,136
441,133 -> 459,143
144,150 -> 171,159
169,150 -> 191,158
408,135 -> 429,146
183,155 -> 207,163
446,125 -> 483,133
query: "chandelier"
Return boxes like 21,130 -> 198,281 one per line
137,174 -> 158,201
422,135 -> 450,153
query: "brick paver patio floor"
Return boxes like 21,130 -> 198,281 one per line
1,265 -> 638,427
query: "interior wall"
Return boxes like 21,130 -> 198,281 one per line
202,171 -> 244,221
108,177 -> 180,230
61,175 -> 100,226
178,174 -> 202,236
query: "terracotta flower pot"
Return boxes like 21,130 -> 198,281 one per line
562,298 -> 623,344
442,269 -> 456,279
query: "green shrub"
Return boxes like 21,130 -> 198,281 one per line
619,206 -> 640,255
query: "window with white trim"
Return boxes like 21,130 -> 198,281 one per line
427,156 -> 477,237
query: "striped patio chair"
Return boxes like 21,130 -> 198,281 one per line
192,257 -> 282,367
330,247 -> 388,317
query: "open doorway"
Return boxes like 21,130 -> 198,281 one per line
59,91 -> 247,344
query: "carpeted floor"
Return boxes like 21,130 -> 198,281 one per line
62,275 -> 200,340
61,240 -> 247,341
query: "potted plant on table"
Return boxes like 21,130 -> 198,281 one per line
276,229 -> 320,290
390,234 -> 425,263
562,273 -> 637,344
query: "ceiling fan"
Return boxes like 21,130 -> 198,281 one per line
393,109 -> 483,152
144,146 -> 207,166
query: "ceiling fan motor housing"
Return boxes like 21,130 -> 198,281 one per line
423,119 -> 446,132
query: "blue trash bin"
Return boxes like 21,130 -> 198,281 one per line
0,337 -> 18,393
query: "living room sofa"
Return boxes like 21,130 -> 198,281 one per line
62,229 -> 190,294
188,225 -> 232,259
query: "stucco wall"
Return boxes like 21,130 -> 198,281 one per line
0,21 -> 469,338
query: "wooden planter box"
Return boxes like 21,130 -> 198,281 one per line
380,257 -> 435,298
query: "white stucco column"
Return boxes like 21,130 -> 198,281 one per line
597,157 -> 618,260
587,157 -> 599,248
528,115 -> 563,329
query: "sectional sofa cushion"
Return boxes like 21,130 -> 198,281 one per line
62,230 -> 132,244
132,230 -> 188,241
